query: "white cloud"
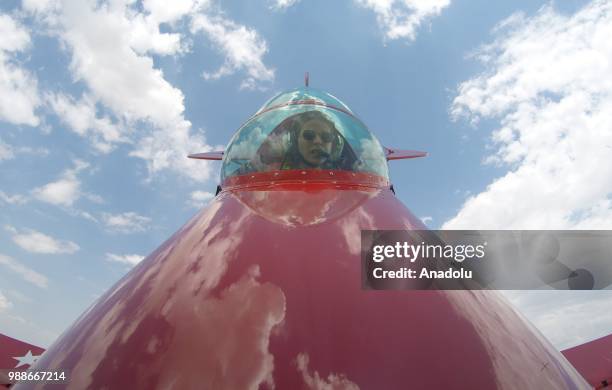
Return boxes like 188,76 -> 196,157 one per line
0,137 -> 15,160
0,14 -> 31,53
22,0 -> 60,18
48,93 -> 127,153
22,1 -> 272,181
0,254 -> 49,288
191,13 -> 275,90
6,225 -> 79,254
0,190 -> 28,205
18,146 -> 50,156
32,176 -> 80,206
129,120 -> 214,182
83,192 -> 104,204
0,290 -> 12,311
77,211 -> 97,223
355,0 -> 450,41
269,0 -> 300,11
445,0 -> 612,230
32,159 -> 90,207
105,252 -> 145,266
57,1 -> 185,124
24,0 -> 217,182
143,0 -> 208,24
102,212 -> 151,233
420,216 -> 433,225
130,0 -> 212,55
502,291 -> 612,350
0,138 -> 50,161
188,190 -> 214,208
445,1 -> 612,356
0,13 -> 41,126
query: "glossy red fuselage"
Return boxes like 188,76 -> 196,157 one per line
18,173 -> 589,389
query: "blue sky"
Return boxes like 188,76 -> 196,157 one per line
1,0 -> 611,350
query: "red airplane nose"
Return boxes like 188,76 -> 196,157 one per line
16,183 -> 587,389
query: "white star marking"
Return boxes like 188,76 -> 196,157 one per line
12,350 -> 41,368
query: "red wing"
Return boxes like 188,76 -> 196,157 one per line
0,333 -> 45,387
383,147 -> 427,161
562,333 -> 612,389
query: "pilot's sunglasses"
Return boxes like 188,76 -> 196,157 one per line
302,129 -> 333,143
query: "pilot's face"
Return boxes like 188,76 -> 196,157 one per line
297,119 -> 334,166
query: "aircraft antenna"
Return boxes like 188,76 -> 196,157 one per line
305,72 -> 309,87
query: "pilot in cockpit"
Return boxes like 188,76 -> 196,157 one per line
247,110 -> 356,174
279,111 -> 344,170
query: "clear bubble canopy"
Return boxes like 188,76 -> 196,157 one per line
221,88 -> 389,182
